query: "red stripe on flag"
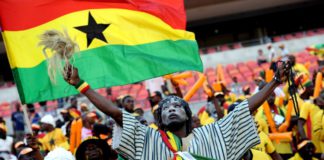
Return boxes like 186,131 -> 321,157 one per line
0,0 -> 186,31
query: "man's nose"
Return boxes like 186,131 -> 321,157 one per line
168,106 -> 176,112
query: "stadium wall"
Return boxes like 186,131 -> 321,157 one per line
201,35 -> 324,68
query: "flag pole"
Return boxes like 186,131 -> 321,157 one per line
22,104 -> 32,134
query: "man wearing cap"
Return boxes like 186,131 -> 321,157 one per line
63,62 -> 290,159
198,91 -> 226,126
39,115 -> 69,152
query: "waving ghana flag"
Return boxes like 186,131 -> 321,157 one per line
0,0 -> 202,103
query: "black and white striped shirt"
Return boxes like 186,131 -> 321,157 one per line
112,100 -> 260,160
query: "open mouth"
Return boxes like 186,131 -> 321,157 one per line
168,114 -> 178,119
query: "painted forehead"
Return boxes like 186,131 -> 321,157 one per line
159,96 -> 187,108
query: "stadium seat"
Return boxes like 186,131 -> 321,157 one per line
233,43 -> 242,49
205,67 -> 214,73
225,64 -> 236,71
112,86 -> 121,92
306,30 -> 316,37
228,69 -> 240,75
317,28 -> 324,34
220,45 -> 230,51
273,36 -> 283,42
199,49 -> 205,55
207,47 -> 217,54
294,32 -> 304,38
284,34 -> 294,40
236,62 -> 245,68
246,61 -> 258,69
122,84 -> 132,90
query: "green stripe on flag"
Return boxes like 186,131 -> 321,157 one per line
12,40 -> 202,103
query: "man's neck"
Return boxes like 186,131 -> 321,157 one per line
172,130 -> 187,138
166,124 -> 187,138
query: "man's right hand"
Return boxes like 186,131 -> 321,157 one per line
63,63 -> 80,86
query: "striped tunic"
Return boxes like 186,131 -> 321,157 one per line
112,100 -> 260,160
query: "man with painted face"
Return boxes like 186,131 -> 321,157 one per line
63,62 -> 290,160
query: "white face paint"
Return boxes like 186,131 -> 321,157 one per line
161,97 -> 188,126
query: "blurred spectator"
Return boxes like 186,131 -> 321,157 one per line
230,77 -> 242,96
80,103 -> 89,116
257,49 -> 267,66
267,43 -> 277,62
134,106 -> 144,117
121,95 -> 135,113
11,104 -> 25,141
81,112 -> 97,140
279,44 -> 289,56
57,109 -> 73,137
75,138 -> 117,160
148,91 -> 163,107
0,121 -> 13,152
287,55 -> 309,75
44,147 -> 75,160
27,104 -> 41,124
69,97 -> 78,110
39,115 -> 69,152
57,98 -> 65,109
38,101 -> 48,117
192,115 -> 201,129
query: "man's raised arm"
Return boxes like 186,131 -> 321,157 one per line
63,64 -> 123,126
248,62 -> 290,113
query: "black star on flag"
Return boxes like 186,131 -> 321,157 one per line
75,12 -> 110,47
49,138 -> 55,146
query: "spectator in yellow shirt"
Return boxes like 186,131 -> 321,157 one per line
253,131 -> 283,160
228,103 -> 281,160
255,82 -> 293,159
39,115 -> 69,152
312,91 -> 324,155
298,84 -> 323,157
287,55 -> 309,75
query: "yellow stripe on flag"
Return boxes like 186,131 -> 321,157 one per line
3,9 -> 195,69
